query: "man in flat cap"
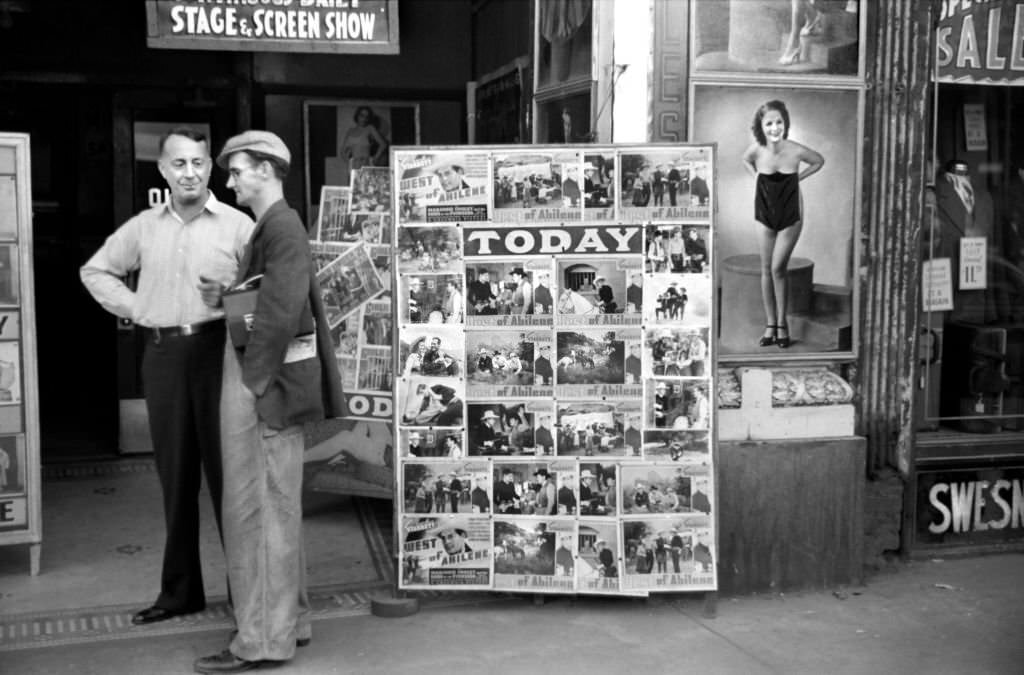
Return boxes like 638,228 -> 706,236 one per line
81,126 -> 254,628
194,130 -> 346,674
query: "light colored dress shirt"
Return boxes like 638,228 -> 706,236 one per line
81,193 -> 254,328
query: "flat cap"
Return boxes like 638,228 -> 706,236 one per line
217,130 -> 291,168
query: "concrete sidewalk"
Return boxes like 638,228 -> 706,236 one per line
5,553 -> 1022,675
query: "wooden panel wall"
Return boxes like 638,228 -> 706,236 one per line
718,438 -> 866,595
650,0 -> 688,143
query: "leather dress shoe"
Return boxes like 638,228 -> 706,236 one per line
194,649 -> 280,673
131,605 -> 199,625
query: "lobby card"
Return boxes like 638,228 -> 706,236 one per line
648,378 -> 711,431
311,241 -> 347,272
397,225 -> 463,274
315,186 -> 352,243
356,345 -> 392,392
617,147 -> 713,224
466,329 -> 551,399
0,434 -> 25,495
0,342 -> 20,405
368,244 -> 393,293
554,256 -> 642,327
577,462 -> 618,517
395,150 -> 490,224
642,272 -> 712,328
466,400 -> 555,457
645,326 -> 709,378
400,515 -> 492,590
491,459 -> 577,516
399,325 -> 464,379
621,518 -> 716,592
349,166 -> 391,214
576,519 -> 624,595
554,328 -> 643,400
555,400 -> 642,459
399,272 -> 464,325
0,311 -> 20,341
620,463 -> 712,516
398,376 -> 465,429
642,429 -> 710,464
401,427 -> 466,459
583,150 -> 616,222
317,243 -> 385,327
493,517 -> 577,593
492,149 -> 582,224
645,223 -> 710,274
464,258 -> 553,328
401,459 -> 491,515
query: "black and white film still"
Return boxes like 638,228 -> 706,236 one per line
577,463 -> 618,517
620,463 -> 713,517
402,459 -> 491,515
401,427 -> 466,459
399,273 -> 464,325
648,378 -> 710,431
645,327 -> 709,378
555,400 -> 642,459
492,149 -> 582,224
576,519 -> 622,594
399,325 -> 464,379
400,515 -> 492,590
492,517 -> 577,593
398,376 -> 465,428
554,257 -> 642,326
554,328 -> 643,399
645,223 -> 710,274
642,429 -> 710,464
317,243 -> 386,328
621,518 -> 715,592
618,147 -> 713,223
491,459 -> 577,516
466,329 -> 552,399
464,258 -> 553,328
395,150 -> 490,224
466,401 -> 555,457
349,166 -> 392,214
642,272 -> 711,327
397,225 -> 463,274
583,150 -> 616,221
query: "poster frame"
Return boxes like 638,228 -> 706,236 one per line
390,143 -> 720,597
0,133 -> 41,572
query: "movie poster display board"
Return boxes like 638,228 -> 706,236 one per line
392,144 -> 717,595
0,133 -> 41,575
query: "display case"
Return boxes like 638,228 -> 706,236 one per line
0,132 -> 41,574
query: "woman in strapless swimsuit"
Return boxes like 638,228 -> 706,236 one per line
742,100 -> 825,348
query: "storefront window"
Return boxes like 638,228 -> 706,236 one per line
920,83 -> 1024,437
533,0 -> 593,143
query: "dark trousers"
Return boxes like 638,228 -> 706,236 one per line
141,325 -> 226,611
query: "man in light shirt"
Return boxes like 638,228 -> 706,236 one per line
80,126 -> 254,627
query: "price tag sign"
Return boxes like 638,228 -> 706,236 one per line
922,258 -> 954,312
959,237 -> 987,290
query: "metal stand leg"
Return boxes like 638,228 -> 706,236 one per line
29,543 -> 41,576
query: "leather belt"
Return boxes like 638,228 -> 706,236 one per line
150,319 -> 224,344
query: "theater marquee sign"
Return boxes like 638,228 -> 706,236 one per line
145,0 -> 399,54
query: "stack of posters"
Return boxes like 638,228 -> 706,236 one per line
393,145 -> 717,595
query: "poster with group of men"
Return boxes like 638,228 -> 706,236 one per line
392,145 -> 717,595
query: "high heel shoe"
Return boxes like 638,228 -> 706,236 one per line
779,46 -> 802,66
776,323 -> 791,349
759,325 -> 777,347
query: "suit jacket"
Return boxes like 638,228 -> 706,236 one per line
236,199 -> 347,429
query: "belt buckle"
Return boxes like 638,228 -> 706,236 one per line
180,323 -> 196,337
